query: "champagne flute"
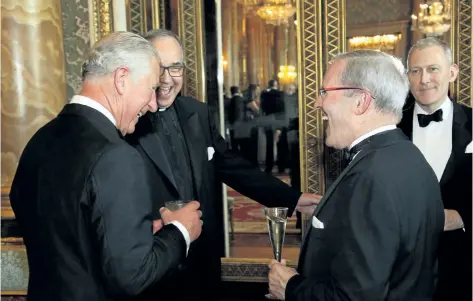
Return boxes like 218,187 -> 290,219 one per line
264,207 -> 288,300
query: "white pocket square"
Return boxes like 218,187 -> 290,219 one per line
207,147 -> 215,160
465,141 -> 472,154
312,216 -> 324,229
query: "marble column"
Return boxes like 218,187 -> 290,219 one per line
1,0 -> 67,213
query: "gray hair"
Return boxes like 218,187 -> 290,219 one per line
143,29 -> 184,60
331,50 -> 409,119
407,37 -> 453,67
82,31 -> 159,82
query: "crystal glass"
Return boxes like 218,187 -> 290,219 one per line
264,207 -> 288,299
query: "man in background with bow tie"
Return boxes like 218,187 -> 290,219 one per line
268,50 -> 444,300
398,37 -> 472,301
126,29 -> 320,301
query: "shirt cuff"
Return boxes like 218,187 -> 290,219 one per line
170,221 -> 190,255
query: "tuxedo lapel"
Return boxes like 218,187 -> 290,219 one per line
440,102 -> 471,187
298,149 -> 369,263
175,98 -> 206,196
398,101 -> 414,139
137,115 -> 178,192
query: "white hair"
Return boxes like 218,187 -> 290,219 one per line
407,37 -> 453,67
82,31 -> 159,82
331,50 -> 409,120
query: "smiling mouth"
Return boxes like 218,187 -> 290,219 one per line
158,87 -> 172,96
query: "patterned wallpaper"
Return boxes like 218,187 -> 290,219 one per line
346,0 -> 412,25
60,0 -> 90,101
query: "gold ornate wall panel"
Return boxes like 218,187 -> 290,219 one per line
127,0 -> 147,34
89,0 -> 112,44
450,0 -> 472,107
297,0 -> 325,197
126,0 -> 165,35
177,0 -> 206,102
323,0 -> 347,186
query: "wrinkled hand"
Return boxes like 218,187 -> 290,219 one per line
152,219 -> 164,234
268,259 -> 298,300
160,201 -> 203,242
296,193 -> 322,215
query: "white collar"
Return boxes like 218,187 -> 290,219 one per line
70,95 -> 116,126
414,97 -> 452,120
349,124 -> 397,150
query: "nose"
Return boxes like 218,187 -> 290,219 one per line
148,91 -> 158,113
160,69 -> 172,83
420,69 -> 431,85
315,95 -> 323,109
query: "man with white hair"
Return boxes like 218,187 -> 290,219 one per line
398,37 -> 472,301
9,32 -> 203,301
268,50 -> 444,300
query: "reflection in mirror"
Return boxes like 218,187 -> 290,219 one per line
220,0 -> 300,262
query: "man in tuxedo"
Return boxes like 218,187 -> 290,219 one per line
9,32 -> 203,301
126,29 -> 320,301
398,37 -> 472,301
261,79 -> 286,172
268,50 -> 444,300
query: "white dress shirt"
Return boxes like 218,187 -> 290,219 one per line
70,95 -> 191,253
412,98 -> 453,181
349,125 -> 397,159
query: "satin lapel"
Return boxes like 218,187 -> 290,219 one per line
175,100 -> 205,196
138,116 -> 178,192
298,149 -> 370,265
398,102 -> 414,139
440,102 -> 470,187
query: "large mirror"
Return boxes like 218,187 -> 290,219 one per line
220,0 -> 301,262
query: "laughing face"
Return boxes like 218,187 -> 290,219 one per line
151,36 -> 184,108
407,45 -> 458,112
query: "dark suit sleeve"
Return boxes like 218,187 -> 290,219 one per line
206,107 -> 300,215
447,154 -> 472,233
286,173 -> 400,301
88,144 -> 186,297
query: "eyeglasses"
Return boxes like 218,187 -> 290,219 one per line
160,65 -> 184,77
318,87 -> 376,99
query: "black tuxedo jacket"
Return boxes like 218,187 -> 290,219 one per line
398,99 -> 472,300
286,129 -> 444,301
10,104 -> 187,301
127,96 -> 301,300
261,88 -> 285,116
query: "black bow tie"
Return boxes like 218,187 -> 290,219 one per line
345,137 -> 373,163
417,109 -> 443,127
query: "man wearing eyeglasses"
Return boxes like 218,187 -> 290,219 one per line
268,50 -> 444,300
126,29 -> 321,301
398,37 -> 472,301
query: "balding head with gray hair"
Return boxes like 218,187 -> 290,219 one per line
330,50 -> 409,120
82,31 -> 159,82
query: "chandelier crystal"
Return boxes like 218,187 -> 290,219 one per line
277,65 -> 297,84
256,0 -> 296,26
411,0 -> 452,37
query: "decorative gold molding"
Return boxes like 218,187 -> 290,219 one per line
450,0 -> 472,107
89,0 -> 113,44
177,0 -> 206,102
221,258 -> 296,282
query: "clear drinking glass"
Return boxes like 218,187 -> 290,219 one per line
164,200 -> 189,211
264,207 -> 288,299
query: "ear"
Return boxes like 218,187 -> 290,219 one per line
114,67 -> 129,95
449,63 -> 459,83
354,91 -> 371,116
